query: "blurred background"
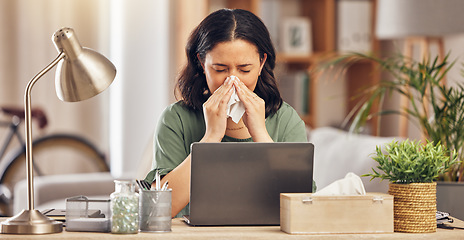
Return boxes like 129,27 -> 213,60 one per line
1,0 -> 464,179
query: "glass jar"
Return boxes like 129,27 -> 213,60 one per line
110,180 -> 139,234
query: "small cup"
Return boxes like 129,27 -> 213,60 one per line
139,189 -> 172,232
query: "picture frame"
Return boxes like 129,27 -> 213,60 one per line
337,0 -> 372,53
280,17 -> 312,56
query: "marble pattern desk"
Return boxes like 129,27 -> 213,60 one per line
0,218 -> 463,239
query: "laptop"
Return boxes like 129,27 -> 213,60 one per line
184,142 -> 314,226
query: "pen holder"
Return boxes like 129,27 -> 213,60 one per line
139,189 -> 172,232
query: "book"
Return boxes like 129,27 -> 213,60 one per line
279,71 -> 309,115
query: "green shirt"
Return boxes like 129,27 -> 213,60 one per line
145,101 -> 308,217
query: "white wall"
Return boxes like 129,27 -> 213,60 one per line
109,0 -> 170,178
377,35 -> 464,138
0,0 -> 112,158
445,35 -> 464,87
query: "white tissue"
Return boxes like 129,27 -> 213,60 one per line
227,76 -> 245,123
312,172 -> 366,196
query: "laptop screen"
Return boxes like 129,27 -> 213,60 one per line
187,142 -> 314,226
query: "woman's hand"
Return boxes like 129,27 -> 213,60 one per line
234,79 -> 273,142
201,77 -> 235,142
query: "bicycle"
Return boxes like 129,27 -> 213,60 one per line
0,106 -> 109,216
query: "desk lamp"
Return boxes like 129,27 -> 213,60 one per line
0,27 -> 116,234
376,0 -> 464,137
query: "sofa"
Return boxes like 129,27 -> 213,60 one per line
13,132 -> 154,215
13,127 -> 397,215
310,127 -> 397,193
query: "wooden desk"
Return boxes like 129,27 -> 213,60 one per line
0,218 -> 463,239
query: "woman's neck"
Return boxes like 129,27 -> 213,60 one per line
225,118 -> 251,139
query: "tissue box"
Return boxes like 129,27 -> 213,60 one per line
280,193 -> 393,234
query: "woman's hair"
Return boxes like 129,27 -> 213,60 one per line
176,8 -> 282,117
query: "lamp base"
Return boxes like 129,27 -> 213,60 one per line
1,209 -> 63,234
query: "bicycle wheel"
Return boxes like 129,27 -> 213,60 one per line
0,134 -> 108,195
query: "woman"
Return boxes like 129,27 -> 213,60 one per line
145,8 -> 307,218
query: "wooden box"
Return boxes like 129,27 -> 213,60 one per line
280,193 -> 393,234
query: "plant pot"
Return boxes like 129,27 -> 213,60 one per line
388,182 -> 436,233
437,181 -> 464,220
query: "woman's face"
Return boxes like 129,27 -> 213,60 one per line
200,39 -> 267,93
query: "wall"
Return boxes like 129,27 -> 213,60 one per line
0,0 -> 111,161
378,36 -> 464,138
109,0 -> 170,178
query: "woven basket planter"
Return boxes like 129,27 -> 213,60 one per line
388,182 -> 436,233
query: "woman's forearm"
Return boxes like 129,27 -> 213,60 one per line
153,154 -> 192,218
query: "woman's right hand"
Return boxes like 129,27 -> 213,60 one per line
201,77 -> 235,142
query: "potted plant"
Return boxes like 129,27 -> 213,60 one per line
364,139 -> 457,233
327,52 -> 464,219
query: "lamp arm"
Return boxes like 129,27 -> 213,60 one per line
24,52 -> 65,210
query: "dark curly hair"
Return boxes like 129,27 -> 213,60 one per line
175,8 -> 282,117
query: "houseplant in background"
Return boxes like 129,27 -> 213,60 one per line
328,52 -> 464,219
364,139 -> 457,233
331,52 -> 464,181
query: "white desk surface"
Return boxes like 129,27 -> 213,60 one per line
0,218 -> 463,239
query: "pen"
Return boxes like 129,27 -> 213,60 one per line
143,180 -> 151,190
161,180 -> 169,191
136,180 -> 143,190
155,170 -> 161,190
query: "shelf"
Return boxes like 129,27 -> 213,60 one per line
276,52 -> 331,70
276,54 -> 314,65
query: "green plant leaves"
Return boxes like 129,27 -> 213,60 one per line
328,52 -> 464,182
362,139 -> 458,183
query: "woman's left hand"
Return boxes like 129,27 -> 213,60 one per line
233,79 -> 273,142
